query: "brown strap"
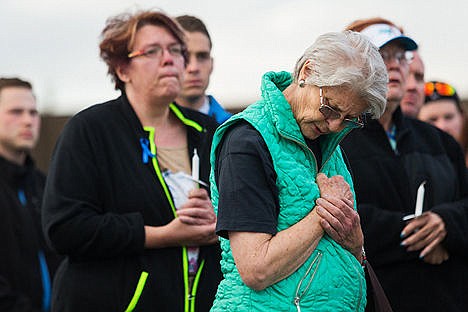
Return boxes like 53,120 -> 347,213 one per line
366,262 -> 393,312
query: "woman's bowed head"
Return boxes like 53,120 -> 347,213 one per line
210,30 -> 389,312
285,30 -> 388,140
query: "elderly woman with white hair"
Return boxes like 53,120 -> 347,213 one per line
209,31 -> 388,311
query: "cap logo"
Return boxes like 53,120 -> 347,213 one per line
378,26 -> 400,36
360,23 -> 417,51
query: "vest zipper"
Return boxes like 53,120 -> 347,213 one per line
279,128 -> 352,173
351,257 -> 364,310
278,134 -> 318,172
293,251 -> 322,312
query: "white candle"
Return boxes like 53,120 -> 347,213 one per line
414,181 -> 426,217
192,148 -> 199,187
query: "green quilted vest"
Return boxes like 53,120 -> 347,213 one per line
210,71 -> 366,311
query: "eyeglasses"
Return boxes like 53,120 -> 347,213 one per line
425,81 -> 456,97
128,44 -> 185,60
380,50 -> 414,65
319,87 -> 366,129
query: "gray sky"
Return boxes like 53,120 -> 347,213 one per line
2,0 -> 467,115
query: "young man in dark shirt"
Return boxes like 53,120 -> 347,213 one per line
0,77 -> 61,312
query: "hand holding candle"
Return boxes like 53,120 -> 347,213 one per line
414,181 -> 426,217
192,148 -> 199,188
403,180 -> 426,221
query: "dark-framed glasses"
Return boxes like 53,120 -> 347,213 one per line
319,87 -> 366,129
128,44 -> 184,59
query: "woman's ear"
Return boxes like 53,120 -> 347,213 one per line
116,63 -> 130,83
299,59 -> 313,81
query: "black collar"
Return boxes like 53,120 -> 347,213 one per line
0,154 -> 35,188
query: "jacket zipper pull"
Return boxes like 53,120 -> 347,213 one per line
294,297 -> 301,312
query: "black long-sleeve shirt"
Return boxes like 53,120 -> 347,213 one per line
42,94 -> 222,311
0,155 -> 61,312
341,107 -> 468,312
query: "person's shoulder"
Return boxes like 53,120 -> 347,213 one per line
176,104 -> 219,131
407,117 -> 457,143
68,97 -> 122,125
406,116 -> 436,131
59,97 -> 123,141
73,97 -> 121,121
221,120 -> 267,154
340,123 -> 372,145
224,119 -> 255,134
406,117 -> 463,153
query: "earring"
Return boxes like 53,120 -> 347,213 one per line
299,79 -> 305,88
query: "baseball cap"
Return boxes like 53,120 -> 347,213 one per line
360,23 -> 418,51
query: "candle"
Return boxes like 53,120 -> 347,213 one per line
192,148 -> 199,188
414,181 -> 426,217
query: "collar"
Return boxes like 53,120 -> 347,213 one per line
118,92 -> 206,163
261,71 -> 352,160
118,91 -> 204,134
207,95 -> 232,123
199,97 -> 210,115
0,154 -> 35,188
364,106 -> 411,141
390,106 -> 411,140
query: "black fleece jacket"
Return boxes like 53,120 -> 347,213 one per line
341,107 -> 468,312
42,94 -> 222,312
0,156 -> 61,312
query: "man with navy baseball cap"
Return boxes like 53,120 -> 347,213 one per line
360,22 -> 417,50
341,17 -> 468,312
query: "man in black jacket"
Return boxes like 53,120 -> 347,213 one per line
0,77 -> 61,311
343,19 -> 468,311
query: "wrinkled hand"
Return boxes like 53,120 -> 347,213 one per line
401,211 -> 447,258
177,188 -> 217,226
315,174 -> 363,261
422,244 -> 449,265
316,173 -> 353,202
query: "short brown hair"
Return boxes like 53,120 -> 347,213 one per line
345,17 -> 403,33
99,10 -> 187,91
0,77 -> 32,93
175,15 -> 212,49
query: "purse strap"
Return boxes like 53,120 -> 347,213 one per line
365,261 -> 394,312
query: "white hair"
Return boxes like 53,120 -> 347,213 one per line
293,31 -> 388,119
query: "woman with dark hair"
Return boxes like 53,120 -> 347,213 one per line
419,81 -> 468,166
